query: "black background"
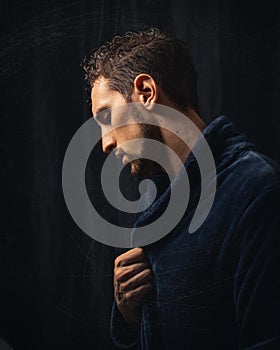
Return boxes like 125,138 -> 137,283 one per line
1,1 -> 280,349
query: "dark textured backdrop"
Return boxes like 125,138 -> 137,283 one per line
1,1 -> 280,349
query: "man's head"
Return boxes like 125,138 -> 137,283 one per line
88,76 -> 164,179
83,28 -> 202,179
83,27 -> 198,113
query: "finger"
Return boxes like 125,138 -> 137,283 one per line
114,248 -> 147,267
114,262 -> 150,283
125,283 -> 152,303
120,268 -> 153,292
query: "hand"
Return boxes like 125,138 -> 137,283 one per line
114,247 -> 153,330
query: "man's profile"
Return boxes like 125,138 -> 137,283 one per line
83,28 -> 280,349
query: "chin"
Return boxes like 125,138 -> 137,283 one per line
130,163 -> 143,179
130,160 -> 156,180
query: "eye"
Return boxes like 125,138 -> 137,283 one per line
96,110 -> 111,126
102,111 -> 111,125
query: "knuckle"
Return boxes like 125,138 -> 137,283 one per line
114,257 -> 123,268
118,282 -> 124,291
122,281 -> 130,292
125,291 -> 132,301
114,270 -> 124,282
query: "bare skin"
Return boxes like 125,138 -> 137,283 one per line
113,248 -> 153,332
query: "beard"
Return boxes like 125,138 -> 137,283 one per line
130,158 -> 162,180
127,124 -> 164,180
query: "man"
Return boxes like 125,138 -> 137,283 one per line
83,28 -> 280,349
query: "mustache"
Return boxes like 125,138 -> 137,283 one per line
114,148 -> 127,160
114,148 -> 139,161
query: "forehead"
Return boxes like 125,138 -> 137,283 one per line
90,76 -> 125,116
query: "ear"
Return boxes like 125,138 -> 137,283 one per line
131,74 -> 158,108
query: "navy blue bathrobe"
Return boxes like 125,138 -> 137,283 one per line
110,116 -> 280,349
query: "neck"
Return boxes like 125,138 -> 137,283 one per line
181,107 -> 206,160
159,107 -> 206,179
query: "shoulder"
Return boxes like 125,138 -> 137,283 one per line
217,149 -> 280,195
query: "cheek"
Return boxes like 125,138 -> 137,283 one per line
116,126 -> 146,155
110,104 -> 132,128
116,125 -> 143,141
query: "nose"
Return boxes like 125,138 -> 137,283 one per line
101,130 -> 116,154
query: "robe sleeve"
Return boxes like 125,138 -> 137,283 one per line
234,184 -> 280,349
110,301 -> 139,349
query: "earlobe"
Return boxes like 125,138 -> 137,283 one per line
144,99 -> 153,110
140,94 -> 153,110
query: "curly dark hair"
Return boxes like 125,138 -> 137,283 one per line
83,27 -> 198,113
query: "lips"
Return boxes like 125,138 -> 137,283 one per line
121,155 -> 130,165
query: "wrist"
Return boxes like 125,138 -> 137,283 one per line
119,306 -> 141,331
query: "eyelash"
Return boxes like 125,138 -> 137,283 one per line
103,112 -> 111,124
95,111 -> 111,126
